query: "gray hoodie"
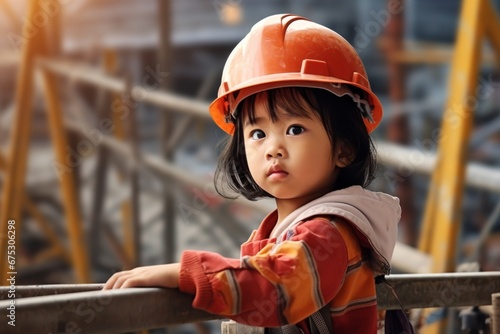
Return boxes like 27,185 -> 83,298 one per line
270,185 -> 401,276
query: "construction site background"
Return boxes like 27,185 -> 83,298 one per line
0,1 -> 499,333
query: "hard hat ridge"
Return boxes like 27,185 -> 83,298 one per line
209,13 -> 383,134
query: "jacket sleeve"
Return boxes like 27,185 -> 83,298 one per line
178,217 -> 348,327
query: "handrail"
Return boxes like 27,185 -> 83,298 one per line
1,272 -> 499,333
1,286 -> 215,334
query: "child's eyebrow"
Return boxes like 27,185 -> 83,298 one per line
243,109 -> 313,127
244,116 -> 266,127
279,111 -> 314,121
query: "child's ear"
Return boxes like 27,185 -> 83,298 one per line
335,142 -> 355,168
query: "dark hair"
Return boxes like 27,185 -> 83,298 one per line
214,87 -> 377,200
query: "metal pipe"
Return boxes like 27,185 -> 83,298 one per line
484,1 -> 500,61
469,201 -> 500,262
158,0 -> 176,265
1,272 -> 499,333
0,0 -> 41,283
23,196 -> 70,263
102,50 -> 136,270
0,287 -> 216,334
89,52 -> 117,272
377,271 -> 500,310
124,74 -> 142,267
36,58 -> 208,118
493,292 -> 500,334
0,284 -> 102,299
41,67 -> 90,283
375,141 -> 500,194
383,0 -> 416,247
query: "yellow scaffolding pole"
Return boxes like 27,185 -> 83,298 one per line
103,50 -> 138,267
39,67 -> 90,283
92,49 -> 136,269
0,0 -> 41,283
418,0 -> 500,332
0,0 -> 90,283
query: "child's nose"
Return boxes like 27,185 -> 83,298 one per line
266,151 -> 283,158
265,138 -> 286,159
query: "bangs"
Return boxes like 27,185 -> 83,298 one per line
215,86 -> 376,200
238,87 -> 320,125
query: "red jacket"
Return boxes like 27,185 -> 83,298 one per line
179,186 -> 401,333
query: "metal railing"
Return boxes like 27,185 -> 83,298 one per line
1,272 -> 499,333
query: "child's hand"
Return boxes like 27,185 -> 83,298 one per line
102,263 -> 181,289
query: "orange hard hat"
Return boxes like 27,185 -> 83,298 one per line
209,13 -> 383,134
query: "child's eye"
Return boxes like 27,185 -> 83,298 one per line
286,125 -> 305,136
250,130 -> 266,140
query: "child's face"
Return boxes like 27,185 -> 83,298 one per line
242,93 -> 346,206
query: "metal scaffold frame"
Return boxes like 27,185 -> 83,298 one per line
0,0 -> 90,283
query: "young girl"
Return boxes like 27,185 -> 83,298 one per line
104,14 -> 401,333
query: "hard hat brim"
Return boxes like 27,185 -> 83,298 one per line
209,74 -> 383,135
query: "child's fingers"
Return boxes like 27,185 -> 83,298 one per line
102,270 -> 132,290
102,264 -> 180,289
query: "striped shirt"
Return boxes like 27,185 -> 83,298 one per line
179,211 -> 378,333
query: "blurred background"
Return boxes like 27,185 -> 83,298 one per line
0,0 -> 499,333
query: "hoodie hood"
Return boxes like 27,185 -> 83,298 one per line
270,186 -> 401,276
